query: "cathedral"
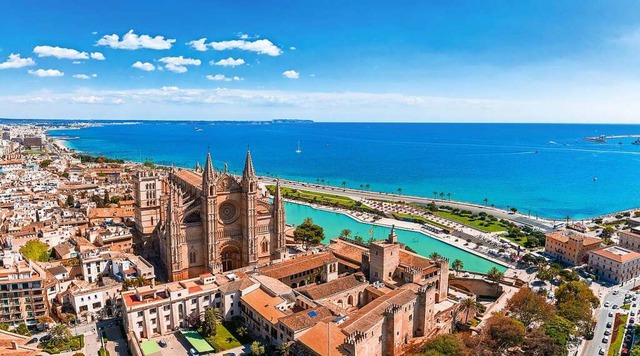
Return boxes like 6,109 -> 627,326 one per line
133,150 -> 287,281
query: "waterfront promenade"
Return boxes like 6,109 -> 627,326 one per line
258,176 -> 557,232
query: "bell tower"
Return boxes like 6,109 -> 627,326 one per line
202,151 -> 218,272
273,179 -> 287,259
242,149 -> 258,265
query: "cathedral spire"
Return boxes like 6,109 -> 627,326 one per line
242,149 -> 256,181
274,179 -> 283,208
203,150 -> 215,183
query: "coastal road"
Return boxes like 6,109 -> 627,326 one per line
583,281 -> 640,356
258,177 -> 557,232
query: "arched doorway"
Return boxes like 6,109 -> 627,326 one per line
220,245 -> 242,272
347,295 -> 354,306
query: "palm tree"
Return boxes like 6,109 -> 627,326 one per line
439,192 -> 445,200
452,259 -> 464,275
433,191 -> 438,199
429,252 -> 442,260
565,215 -> 571,224
446,192 -> 451,201
276,341 -> 292,355
339,229 -> 352,239
342,181 -> 347,189
396,187 -> 402,195
458,297 -> 477,325
487,267 -> 504,294
359,184 -> 363,190
365,183 -> 370,190
483,198 -> 489,206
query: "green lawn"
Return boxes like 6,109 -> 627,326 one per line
205,322 -> 253,352
39,335 -> 84,354
609,314 -> 628,356
266,185 -> 380,215
433,210 -> 507,233
622,304 -> 631,310
392,212 -> 452,230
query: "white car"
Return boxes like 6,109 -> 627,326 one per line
599,348 -> 605,355
609,311 -> 614,317
602,336 -> 609,343
604,301 -> 611,307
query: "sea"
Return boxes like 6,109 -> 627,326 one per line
43,120 -> 640,220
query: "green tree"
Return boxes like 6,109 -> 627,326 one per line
554,281 -> 599,337
458,297 -> 477,324
66,195 -> 75,207
39,159 -> 52,168
236,326 -> 248,338
0,323 -> 8,331
19,239 -> 50,262
293,217 -> 325,247
483,198 -> 489,206
506,287 -> 554,326
186,310 -> 202,329
14,323 -> 30,336
341,181 -> 347,189
200,307 -> 221,337
339,229 -> 352,239
487,267 -> 504,294
542,314 -> 575,350
49,323 -> 72,345
250,341 -> 266,355
103,191 -> 110,206
510,207 -> 518,213
523,328 -> 566,356
429,252 -> 442,260
421,334 -> 466,356
451,259 -> 464,275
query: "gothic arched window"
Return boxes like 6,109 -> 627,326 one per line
189,249 -> 196,264
261,241 -> 268,253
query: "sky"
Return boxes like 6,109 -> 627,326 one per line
2,0 -> 640,122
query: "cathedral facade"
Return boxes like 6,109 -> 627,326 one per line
135,150 -> 286,281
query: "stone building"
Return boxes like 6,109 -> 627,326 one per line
133,150 -> 287,281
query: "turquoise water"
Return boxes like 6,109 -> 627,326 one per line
42,121 -> 640,219
284,202 -> 507,273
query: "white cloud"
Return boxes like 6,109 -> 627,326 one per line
239,33 -> 249,40
33,45 -> 89,60
187,38 -> 208,51
96,30 -> 175,50
206,74 -> 243,81
73,73 -> 97,79
72,96 -> 104,104
290,46 -> 296,51
161,86 -> 180,91
28,69 -> 64,77
210,39 -> 282,56
72,61 -> 82,64
158,56 -> 201,73
282,70 -> 299,79
212,57 -> 245,67
0,54 -> 36,69
91,31 -> 98,35
132,61 -> 156,71
91,52 -> 106,60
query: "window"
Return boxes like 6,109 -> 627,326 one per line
189,249 -> 196,264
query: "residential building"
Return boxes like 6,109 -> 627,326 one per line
544,230 -> 601,265
619,228 -> 640,253
0,251 -> 48,326
588,246 -> 640,283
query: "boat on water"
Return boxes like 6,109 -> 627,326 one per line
632,139 -> 640,145
295,141 -> 302,154
195,127 -> 203,132
584,135 -> 607,143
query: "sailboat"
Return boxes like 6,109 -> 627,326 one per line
295,141 -> 302,154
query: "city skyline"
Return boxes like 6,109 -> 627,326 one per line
2,1 -> 640,122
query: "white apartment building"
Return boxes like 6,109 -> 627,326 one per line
588,245 -> 640,283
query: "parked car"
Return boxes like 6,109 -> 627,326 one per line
190,348 -> 200,356
599,348 -> 605,355
605,301 -> 611,307
614,305 -> 620,309
603,336 -> 609,343
607,322 -> 613,328
630,318 -> 635,324
39,335 -> 52,343
609,311 -> 615,317
158,340 -> 167,348
26,337 -> 38,344
605,330 -> 611,336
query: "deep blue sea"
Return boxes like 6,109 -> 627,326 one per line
44,121 -> 640,219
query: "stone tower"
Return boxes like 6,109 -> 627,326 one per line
273,179 -> 287,259
368,227 -> 401,282
241,149 -> 259,266
132,171 -> 162,235
202,152 -> 218,272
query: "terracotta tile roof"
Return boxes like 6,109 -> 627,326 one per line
621,230 -> 640,239
260,252 -> 337,280
297,321 -> 347,356
218,277 -> 256,294
278,306 -> 333,332
329,239 -> 367,264
590,246 -> 640,263
176,170 -> 202,188
298,274 -> 367,300
341,287 -> 416,334
240,287 -> 286,325
546,230 -> 601,246
399,250 -> 434,269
